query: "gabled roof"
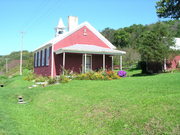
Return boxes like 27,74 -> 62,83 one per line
34,22 -> 116,52
55,44 -> 126,55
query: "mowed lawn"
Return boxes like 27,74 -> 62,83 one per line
0,72 -> 180,135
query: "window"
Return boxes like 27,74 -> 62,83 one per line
44,48 -> 47,66
34,52 -> 37,67
34,53 -> 36,67
36,52 -> 39,67
82,54 -> 92,73
42,49 -> 45,66
38,51 -> 41,67
46,47 -> 50,66
41,50 -> 43,66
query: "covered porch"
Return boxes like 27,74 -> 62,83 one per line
53,44 -> 126,76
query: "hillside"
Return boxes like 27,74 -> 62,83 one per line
0,51 -> 33,75
0,72 -> 180,134
1,20 -> 180,75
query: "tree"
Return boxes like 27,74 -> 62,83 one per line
156,0 -> 180,19
101,28 -> 115,43
114,29 -> 130,48
138,29 -> 174,73
113,47 -> 141,68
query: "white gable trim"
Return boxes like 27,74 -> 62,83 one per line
34,21 -> 117,52
53,22 -> 116,49
84,22 -> 116,49
34,43 -> 52,53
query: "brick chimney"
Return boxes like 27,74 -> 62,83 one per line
68,16 -> 78,31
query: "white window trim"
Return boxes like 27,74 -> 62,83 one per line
82,54 -> 92,73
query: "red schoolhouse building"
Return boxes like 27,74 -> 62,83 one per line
34,16 -> 125,77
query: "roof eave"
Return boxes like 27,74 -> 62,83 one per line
34,43 -> 52,53
55,49 -> 126,55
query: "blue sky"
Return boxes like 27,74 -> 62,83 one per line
0,0 -> 166,55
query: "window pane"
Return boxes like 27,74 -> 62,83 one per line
38,51 -> 41,67
46,48 -> 49,66
37,52 -> 38,67
42,49 -> 44,66
34,53 -> 36,67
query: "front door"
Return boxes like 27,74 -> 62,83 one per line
82,54 -> 92,73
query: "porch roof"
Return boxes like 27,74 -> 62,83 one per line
55,44 -> 126,55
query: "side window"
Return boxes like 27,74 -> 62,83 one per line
41,50 -> 43,67
37,52 -> 39,67
46,47 -> 50,66
34,52 -> 37,67
44,48 -> 47,66
42,49 -> 45,66
38,51 -> 41,67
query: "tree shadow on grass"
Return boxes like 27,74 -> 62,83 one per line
131,72 -> 157,77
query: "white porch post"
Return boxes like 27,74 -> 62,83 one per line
84,53 -> 87,73
120,55 -> 122,71
63,52 -> 66,75
103,54 -> 105,71
112,56 -> 114,70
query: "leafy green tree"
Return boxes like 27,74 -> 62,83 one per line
101,28 -> 115,43
138,30 -> 174,73
124,24 -> 145,48
138,22 -> 174,73
23,52 -> 34,70
114,29 -> 130,48
156,0 -> 180,19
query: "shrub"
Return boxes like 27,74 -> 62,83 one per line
76,70 -> 121,80
104,71 -> 121,79
76,73 -> 89,80
117,70 -> 127,77
47,77 -> 57,84
0,75 -> 8,84
23,72 -> 36,81
35,76 -> 48,82
59,75 -> 70,83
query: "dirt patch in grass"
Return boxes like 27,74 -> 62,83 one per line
144,117 -> 166,134
84,103 -> 121,124
143,117 -> 179,135
171,124 -> 180,135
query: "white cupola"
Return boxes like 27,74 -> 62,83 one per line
55,18 -> 66,37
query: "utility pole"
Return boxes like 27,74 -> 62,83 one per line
6,58 -> 8,73
20,31 -> 25,75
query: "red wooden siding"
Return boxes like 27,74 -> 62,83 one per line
34,47 -> 52,76
65,53 -> 82,73
92,55 -> 112,71
167,55 -> 180,69
54,53 -> 62,75
53,53 -> 112,75
34,50 -> 112,76
54,26 -> 110,51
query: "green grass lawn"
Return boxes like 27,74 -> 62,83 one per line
0,72 -> 180,135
